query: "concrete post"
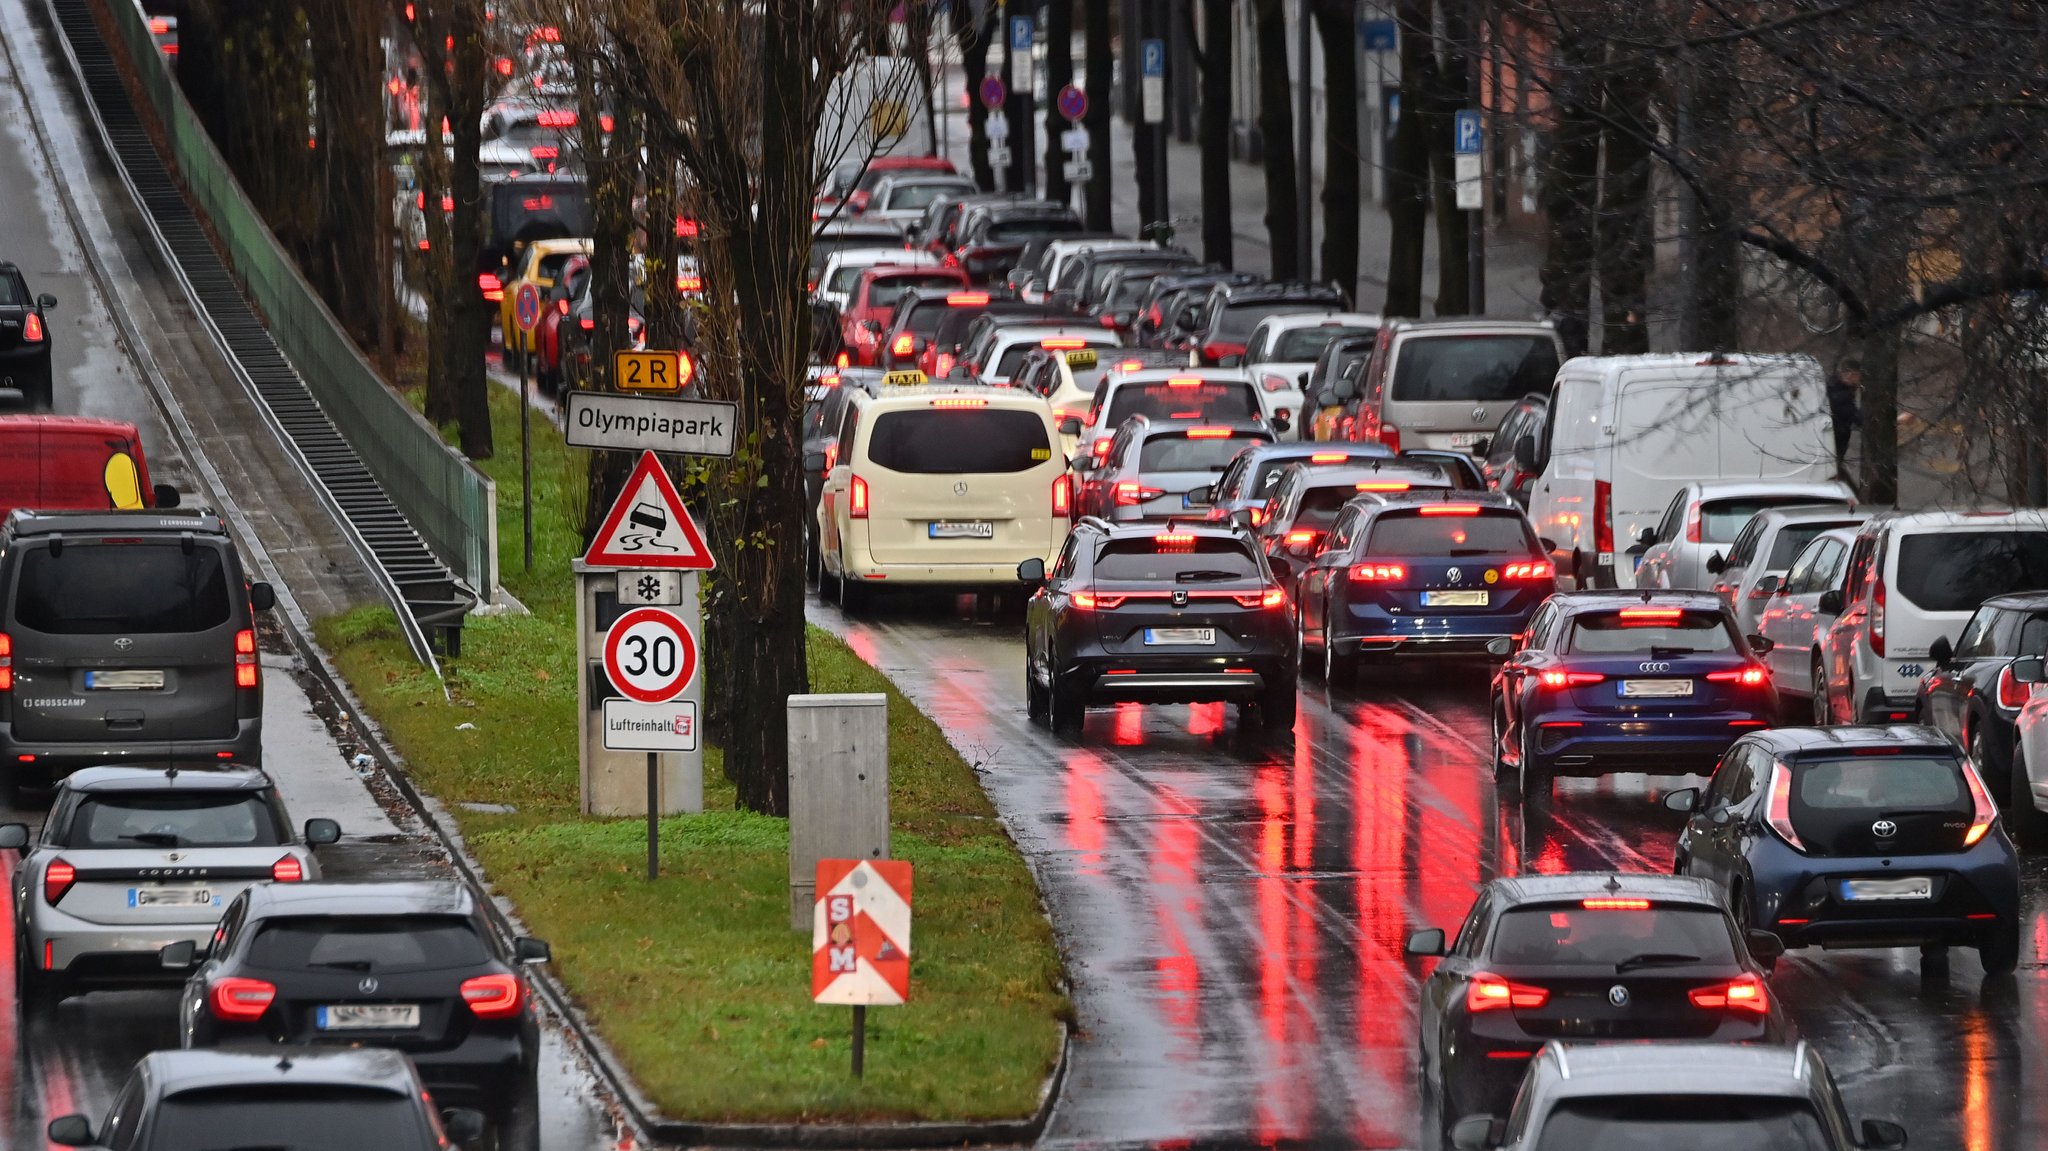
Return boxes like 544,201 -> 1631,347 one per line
787,693 -> 889,929
574,562 -> 703,817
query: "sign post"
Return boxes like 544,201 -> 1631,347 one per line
1056,85 -> 1091,190
602,604 -> 699,880
512,282 -> 544,571
1454,108 -> 1486,311
812,859 -> 913,1077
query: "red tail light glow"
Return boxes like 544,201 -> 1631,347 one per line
1041,337 -> 1089,350
1539,670 -> 1607,688
1962,760 -> 1997,846
1998,664 -> 2029,710
208,977 -> 277,1021
1593,479 -> 1614,554
1234,587 -> 1288,609
0,632 -> 11,691
1618,607 -> 1684,624
1154,533 -> 1196,550
1052,475 -> 1072,518
1284,530 -> 1320,548
23,313 -> 44,343
1377,425 -> 1402,452
272,855 -> 305,882
1706,666 -> 1770,687
1502,560 -> 1553,580
461,973 -> 525,1018
1871,574 -> 1888,656
891,334 -> 915,357
1311,452 -> 1349,463
946,292 -> 989,306
1766,763 -> 1806,851
1114,483 -> 1164,505
1070,591 -> 1126,610
1466,973 -> 1548,1013
934,353 -> 956,377
849,475 -> 869,518
1582,898 -> 1651,910
43,858 -> 75,905
1348,563 -> 1406,582
1118,359 -> 1147,371
931,397 -> 988,408
1689,974 -> 1769,1014
1185,427 -> 1232,439
236,628 -> 259,689
1684,503 -> 1703,544
1418,505 -> 1481,516
1092,439 -> 1113,459
1166,377 -> 1204,388
1354,481 -> 1410,492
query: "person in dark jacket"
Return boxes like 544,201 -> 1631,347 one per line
1827,357 -> 1861,480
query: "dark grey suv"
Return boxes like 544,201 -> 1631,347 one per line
0,509 -> 273,795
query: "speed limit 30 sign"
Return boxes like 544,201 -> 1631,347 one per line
603,606 -> 699,703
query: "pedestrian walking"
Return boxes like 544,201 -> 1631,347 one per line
1827,356 -> 1861,481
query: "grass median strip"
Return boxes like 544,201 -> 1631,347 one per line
315,381 -> 1066,1120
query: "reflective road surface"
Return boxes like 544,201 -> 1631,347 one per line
814,591 -> 2046,1151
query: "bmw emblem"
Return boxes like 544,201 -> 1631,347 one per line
1608,984 -> 1630,1007
1871,819 -> 1899,838
358,975 -> 380,995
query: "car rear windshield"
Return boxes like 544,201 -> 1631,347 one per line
1363,510 -> 1534,556
247,916 -> 491,974
866,408 -> 1051,474
1794,755 -> 1963,810
1215,302 -> 1328,343
1567,610 -> 1736,654
1093,537 -> 1262,582
1271,324 -> 1375,362
1700,498 -> 1845,544
1389,335 -> 1560,403
1490,905 -> 1738,967
1106,274 -> 1159,308
12,543 -> 233,635
997,339 -> 1109,379
827,260 -> 888,294
0,274 -> 19,305
1767,522 -> 1856,569
71,793 -> 280,849
1532,1096 -> 1830,1151
1895,530 -> 2048,612
1105,381 -> 1260,425
884,181 -> 969,210
1294,486 -> 1364,529
866,273 -> 961,310
1139,433 -> 1266,472
987,216 -> 1084,242
152,1089 -> 425,1151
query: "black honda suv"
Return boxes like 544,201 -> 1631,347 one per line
1018,517 -> 1298,738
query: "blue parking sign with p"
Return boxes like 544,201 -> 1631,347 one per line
1011,15 -> 1033,51
1142,40 -> 1165,77
1454,110 -> 1482,155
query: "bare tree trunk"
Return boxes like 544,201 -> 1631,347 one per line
306,0 -> 384,348
1254,0 -> 1301,280
1197,0 -> 1233,267
447,0 -> 493,459
1429,0 -> 1470,314
1084,0 -> 1114,229
1597,51 -> 1653,354
409,1 -> 458,425
1687,53 -> 1741,351
1383,0 -> 1431,315
1044,0 -> 1074,204
1538,8 -> 1599,355
960,1 -> 999,191
1313,0 -> 1359,303
1858,324 -> 1901,504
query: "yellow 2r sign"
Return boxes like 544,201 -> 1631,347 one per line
614,350 -> 694,392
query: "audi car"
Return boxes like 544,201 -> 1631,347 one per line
1254,460 -> 1454,588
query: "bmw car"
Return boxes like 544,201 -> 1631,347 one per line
1488,591 -> 1780,794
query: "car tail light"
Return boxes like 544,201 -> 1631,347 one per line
1155,532 -> 1196,549
1041,337 -> 1089,350
1071,591 -> 1126,610
1311,452 -> 1349,463
1539,670 -> 1606,688
579,318 -> 595,331
1185,427 -> 1232,439
1466,973 -> 1548,1013
478,272 -> 504,302
1348,563 -> 1406,582
848,191 -> 871,212
1284,530 -> 1320,548
149,16 -> 169,32
1114,483 -> 1164,505
823,442 -> 838,471
1234,587 -> 1287,609
1684,502 -> 1702,544
891,334 -> 915,357
849,475 -> 869,518
0,632 -> 10,691
934,353 -> 956,377
947,292 -> 989,306
271,855 -> 305,882
1419,505 -> 1481,516
235,628 -> 259,689
1249,504 -> 1266,526
676,274 -> 704,293
1689,974 -> 1769,1014
1091,439 -> 1114,459
43,858 -> 75,905
1166,376 -> 1204,388
1502,560 -> 1553,580
1052,475 -> 1072,519
461,973 -> 525,1018
1118,359 -> 1147,371
23,313 -> 43,342
835,351 -> 851,368
1618,607 -> 1683,625
208,977 -> 277,1022
1199,342 -> 1245,363
1870,574 -> 1887,656
931,397 -> 988,408
1354,481 -> 1410,492
1593,480 -> 1614,555
1378,425 -> 1401,452
1706,665 -> 1770,687
1962,759 -> 1997,846
1100,314 -> 1121,328
1582,898 -> 1651,910
1998,663 -> 2029,710
1765,762 -> 1806,851
556,298 -> 570,317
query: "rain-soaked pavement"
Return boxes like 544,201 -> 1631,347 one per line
813,590 -> 2047,1151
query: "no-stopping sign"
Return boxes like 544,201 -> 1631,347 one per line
603,607 -> 698,703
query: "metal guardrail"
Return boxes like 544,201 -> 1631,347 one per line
91,0 -> 499,607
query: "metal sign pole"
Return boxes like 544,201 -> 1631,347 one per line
647,750 -> 659,880
521,357 -> 534,572
852,1005 -> 867,1077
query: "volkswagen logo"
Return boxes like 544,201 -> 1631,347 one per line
1872,819 -> 1899,838
1472,406 -> 1487,422
357,975 -> 380,994
113,637 -> 133,650
1172,589 -> 1188,607
1446,566 -> 1462,582
1638,661 -> 1672,673
1608,984 -> 1630,1007
953,481 -> 969,496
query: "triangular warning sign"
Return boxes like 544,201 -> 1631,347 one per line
583,451 -> 715,570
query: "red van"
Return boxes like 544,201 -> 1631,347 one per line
0,416 -> 177,521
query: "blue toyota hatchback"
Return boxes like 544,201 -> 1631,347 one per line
1488,590 -> 1780,794
1297,490 -> 1553,682
1667,725 -> 2019,974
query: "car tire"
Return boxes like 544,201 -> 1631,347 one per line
805,522 -> 822,588
1049,671 -> 1086,736
1811,654 -> 1832,725
26,366 -> 54,413
494,1073 -> 542,1151
1980,921 -> 2021,975
1489,693 -> 1514,780
1519,733 -> 1553,798
1323,622 -> 1357,686
1297,609 -> 1323,681
837,557 -> 869,613
2008,744 -> 2044,847
16,951 -> 65,1020
1025,651 -> 1049,722
1260,675 -> 1297,738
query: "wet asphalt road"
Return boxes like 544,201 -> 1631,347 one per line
812,590 -> 2047,1151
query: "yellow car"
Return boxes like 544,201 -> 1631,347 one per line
496,237 -> 592,369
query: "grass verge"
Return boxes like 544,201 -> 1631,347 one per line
315,381 -> 1066,1121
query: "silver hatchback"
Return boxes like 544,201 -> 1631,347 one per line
4,764 -> 339,1008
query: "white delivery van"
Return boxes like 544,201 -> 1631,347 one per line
818,56 -> 936,170
1521,353 -> 1832,589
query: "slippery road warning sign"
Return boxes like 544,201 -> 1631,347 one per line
812,859 -> 912,1006
583,451 -> 715,570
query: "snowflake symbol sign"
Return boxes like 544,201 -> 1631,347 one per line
636,575 -> 663,601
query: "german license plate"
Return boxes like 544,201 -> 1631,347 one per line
1144,627 -> 1215,645
1841,877 -> 1933,902
318,1003 -> 420,1030
1422,590 -> 1488,607
1449,432 -> 1484,448
929,521 -> 993,539
128,886 -> 214,908
1621,678 -> 1694,698
86,669 -> 165,690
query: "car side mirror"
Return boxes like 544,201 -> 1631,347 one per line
1928,636 -> 1953,666
1271,413 -> 1291,434
1746,634 -> 1775,655
1296,371 -> 1310,389
303,818 -> 342,846
0,822 -> 25,850
1403,928 -> 1446,957
1217,354 -> 1243,368
1186,485 -> 1212,506
1312,389 -> 1335,410
861,319 -> 883,334
442,1108 -> 489,1145
1705,551 -> 1727,575
1662,786 -> 1700,814
1017,557 -> 1046,585
1537,536 -> 1557,554
1513,434 -> 1537,471
513,936 -> 552,964
249,581 -> 276,612
2011,655 -> 2047,685
1471,436 -> 1492,457
1636,527 -> 1658,547
46,1116 -> 93,1147
159,939 -> 197,969
1744,929 -> 1785,962
153,483 -> 181,508
1227,508 -> 1255,529
1058,417 -> 1082,436
1451,1116 -> 1504,1151
1485,637 -> 1514,658
37,293 -> 57,310
1860,1119 -> 1908,1151
1818,589 -> 1844,615
803,451 -> 827,472
1754,573 -> 1782,596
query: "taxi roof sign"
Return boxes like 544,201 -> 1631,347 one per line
882,369 -> 928,386
1064,349 -> 1098,369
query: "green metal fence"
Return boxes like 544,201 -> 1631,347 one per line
99,0 -> 499,602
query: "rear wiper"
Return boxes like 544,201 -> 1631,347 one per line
1649,646 -> 1697,658
119,833 -> 182,847
1614,952 -> 1703,973
309,959 -> 375,972
1175,570 -> 1241,583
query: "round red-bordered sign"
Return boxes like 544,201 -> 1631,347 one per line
603,607 -> 698,703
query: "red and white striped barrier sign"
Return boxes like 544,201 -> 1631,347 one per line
811,859 -> 912,1006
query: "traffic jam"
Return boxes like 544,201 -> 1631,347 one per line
804,169 -> 2048,1148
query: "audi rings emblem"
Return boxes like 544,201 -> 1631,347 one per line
1607,985 -> 1630,1007
1871,819 -> 1899,838
1638,661 -> 1672,673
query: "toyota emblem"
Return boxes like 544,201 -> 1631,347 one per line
1608,984 -> 1630,1007
1446,566 -> 1462,582
953,481 -> 969,496
1472,406 -> 1487,422
357,975 -> 380,994
114,637 -> 133,650
1871,819 -> 1899,838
